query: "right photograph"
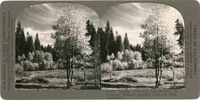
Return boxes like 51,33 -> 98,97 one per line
100,3 -> 185,90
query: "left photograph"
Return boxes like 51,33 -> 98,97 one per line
15,3 -> 101,90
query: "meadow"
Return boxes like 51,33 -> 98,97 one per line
15,68 -> 100,90
101,68 -> 185,90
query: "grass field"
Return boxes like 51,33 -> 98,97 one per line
101,68 -> 185,90
15,68 -> 100,90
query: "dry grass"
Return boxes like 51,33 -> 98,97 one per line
101,68 -> 185,89
16,68 -> 99,90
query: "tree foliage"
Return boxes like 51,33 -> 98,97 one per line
15,21 -> 26,62
115,34 -> 124,52
34,33 -> 41,51
123,33 -> 130,50
174,19 -> 184,48
51,6 -> 92,66
140,5 -> 181,86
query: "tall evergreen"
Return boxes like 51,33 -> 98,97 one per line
26,32 -> 34,56
135,44 -> 141,52
99,27 -> 107,62
108,27 -> 116,55
34,33 -> 41,51
123,33 -> 130,50
104,21 -> 111,56
174,19 -> 184,48
19,28 -> 26,56
15,21 -> 22,62
115,33 -> 124,52
46,44 -> 52,53
85,20 -> 97,49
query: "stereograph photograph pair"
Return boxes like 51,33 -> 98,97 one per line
0,0 -> 200,99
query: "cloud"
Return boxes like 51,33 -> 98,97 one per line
16,3 -> 184,47
16,3 -> 99,46
100,3 -> 183,45
113,26 -> 145,46
24,27 -> 55,46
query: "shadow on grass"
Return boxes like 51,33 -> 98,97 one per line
16,84 -> 67,90
101,83 -> 155,89
16,83 -> 101,90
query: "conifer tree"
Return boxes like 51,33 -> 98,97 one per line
123,33 -> 130,50
116,34 -> 124,52
26,32 -> 34,56
108,27 -> 116,55
34,33 -> 41,51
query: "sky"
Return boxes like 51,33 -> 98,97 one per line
100,3 -> 184,46
17,3 -> 99,46
16,3 -> 183,46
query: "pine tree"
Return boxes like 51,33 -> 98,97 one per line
104,20 -> 111,56
85,20 -> 97,49
108,27 -> 116,55
34,33 -> 41,51
174,19 -> 184,48
26,33 -> 34,56
123,33 -> 130,50
15,21 -> 22,62
99,27 -> 106,62
116,34 -> 124,52
19,28 -> 26,57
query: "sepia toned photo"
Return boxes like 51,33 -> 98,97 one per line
100,3 -> 185,90
1,0 -> 199,99
14,2 -> 185,90
15,3 -> 101,90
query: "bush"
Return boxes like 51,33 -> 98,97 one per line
121,62 -> 128,70
128,59 -> 135,70
112,60 -> 124,71
133,51 -> 142,60
44,52 -> 53,61
101,63 -> 112,73
57,59 -> 64,69
32,63 -> 39,70
134,60 -> 142,68
22,60 -> 34,71
27,62 -> 34,71
38,60 -> 46,70
15,63 -> 23,74
146,58 -> 153,68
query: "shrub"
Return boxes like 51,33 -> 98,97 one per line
128,59 -> 135,70
141,62 -> 147,69
22,60 -> 35,71
38,60 -> 46,70
15,63 -> 23,74
27,62 -> 34,71
44,52 -> 53,61
121,62 -> 128,70
34,50 -> 45,63
32,63 -> 39,70
133,51 -> 142,60
116,51 -> 122,60
57,59 -> 64,69
146,58 -> 154,68
123,50 -> 134,63
22,61 -> 29,71
101,63 -> 112,73
112,60 -> 124,71
135,60 -> 142,68
27,52 -> 33,61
